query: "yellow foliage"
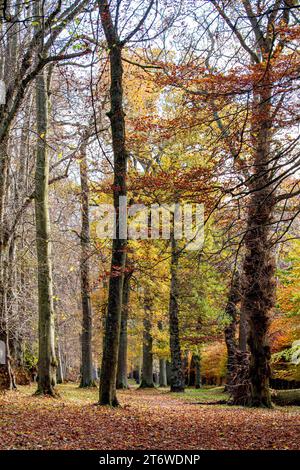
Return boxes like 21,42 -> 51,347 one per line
202,342 -> 227,384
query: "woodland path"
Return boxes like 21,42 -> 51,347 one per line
0,384 -> 299,450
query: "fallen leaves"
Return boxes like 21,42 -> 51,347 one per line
0,384 -> 299,450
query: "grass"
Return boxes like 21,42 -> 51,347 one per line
175,386 -> 229,403
20,382 -> 228,406
54,382 -> 229,406
17,382 -> 300,412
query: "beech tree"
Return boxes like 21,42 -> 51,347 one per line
79,137 -> 95,388
140,286 -> 155,388
209,0 -> 300,407
34,21 -> 57,395
159,0 -> 300,407
116,270 -> 132,389
168,226 -> 185,392
98,0 -> 157,406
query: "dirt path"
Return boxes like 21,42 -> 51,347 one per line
0,385 -> 299,450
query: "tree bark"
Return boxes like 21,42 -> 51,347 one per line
239,309 -> 248,352
79,141 -> 95,388
224,271 -> 241,389
241,76 -> 275,408
0,140 -> 15,389
98,0 -> 127,406
34,66 -> 57,396
159,358 -> 167,387
0,328 -> 16,389
194,354 -> 202,389
56,341 -> 64,384
140,289 -> 154,388
271,389 -> 300,406
116,271 -> 131,389
166,360 -> 171,385
168,229 -> 185,392
157,320 -> 167,387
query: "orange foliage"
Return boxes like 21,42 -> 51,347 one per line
202,342 -> 227,385
270,313 -> 300,352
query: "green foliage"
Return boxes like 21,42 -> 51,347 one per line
23,349 -> 38,370
271,341 -> 300,382
272,342 -> 300,364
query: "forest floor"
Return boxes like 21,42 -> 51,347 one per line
0,383 -> 299,450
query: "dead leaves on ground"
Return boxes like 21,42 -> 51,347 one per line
0,385 -> 299,450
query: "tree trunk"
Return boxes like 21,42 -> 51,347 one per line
166,360 -> 171,385
0,139 -> 15,390
157,320 -> 167,387
0,328 -> 16,390
140,289 -> 154,388
224,271 -> 240,389
133,367 -> 140,384
34,67 -> 57,397
6,235 -> 18,385
0,243 -> 16,390
99,1 -> 127,406
194,354 -> 202,389
116,272 -> 131,389
159,358 -> 167,387
271,389 -> 300,406
168,229 -> 185,392
239,309 -> 248,352
241,77 -> 275,408
79,141 -> 95,388
56,341 -> 64,385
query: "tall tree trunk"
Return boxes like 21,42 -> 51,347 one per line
224,271 -> 240,389
157,320 -> 167,387
79,141 -> 95,388
159,358 -> 167,387
140,289 -> 154,388
241,77 -> 275,408
56,341 -> 64,385
12,101 -> 31,372
0,139 -> 15,389
194,354 -> 202,389
168,229 -> 185,392
99,0 -> 127,406
116,271 -> 131,389
0,279 -> 16,390
34,66 -> 57,396
166,360 -> 171,385
3,236 -> 17,389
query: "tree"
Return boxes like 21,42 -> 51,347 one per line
98,0 -> 155,406
193,354 -> 202,389
116,270 -> 132,389
79,138 -> 95,388
168,226 -> 185,392
34,72 -> 57,395
140,287 -> 155,388
34,4 -> 57,394
210,0 -> 300,406
224,271 -> 240,390
158,321 -> 168,387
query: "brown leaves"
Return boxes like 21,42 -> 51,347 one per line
0,385 -> 299,450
